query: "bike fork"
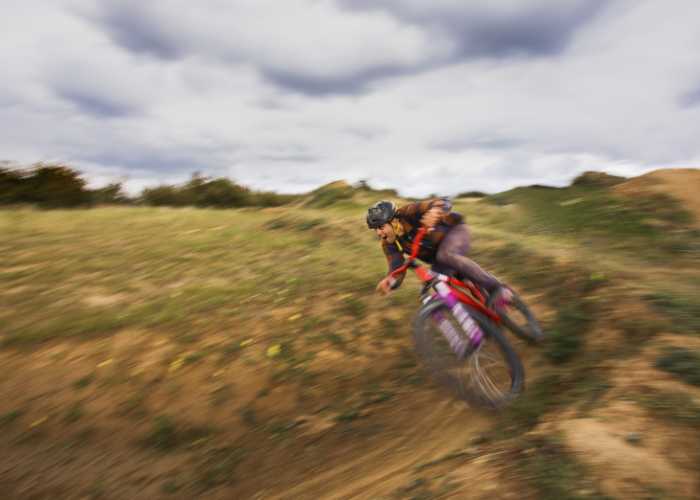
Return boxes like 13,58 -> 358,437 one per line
428,282 -> 485,359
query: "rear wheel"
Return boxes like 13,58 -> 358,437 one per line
487,287 -> 544,344
413,299 -> 524,409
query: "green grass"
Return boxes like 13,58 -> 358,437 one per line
0,207 -> 394,344
304,185 -> 355,208
645,292 -> 700,332
543,306 -> 592,364
482,183 -> 699,256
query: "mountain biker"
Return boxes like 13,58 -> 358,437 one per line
367,199 -> 508,298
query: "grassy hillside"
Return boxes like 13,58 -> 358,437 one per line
1,173 -> 700,499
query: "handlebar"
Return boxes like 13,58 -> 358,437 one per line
387,227 -> 430,281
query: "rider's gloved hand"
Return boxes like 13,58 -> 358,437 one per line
376,277 -> 394,295
420,208 -> 442,231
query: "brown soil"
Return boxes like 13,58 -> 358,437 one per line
537,330 -> 700,499
0,302 -> 540,500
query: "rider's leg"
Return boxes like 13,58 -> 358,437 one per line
432,224 -> 502,293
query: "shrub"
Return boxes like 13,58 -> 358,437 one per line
571,171 -> 626,188
90,181 -> 132,205
0,163 -> 89,208
140,185 -> 177,206
456,190 -> 488,198
141,173 -> 301,209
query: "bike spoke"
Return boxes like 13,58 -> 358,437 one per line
482,361 -> 510,387
471,350 -> 503,406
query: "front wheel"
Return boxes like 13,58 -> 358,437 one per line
412,299 -> 525,409
487,287 -> 545,344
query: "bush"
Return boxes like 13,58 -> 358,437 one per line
353,179 -> 398,198
141,185 -> 179,206
90,181 -> 131,205
0,164 -> 24,204
571,171 -> 625,188
456,190 -> 488,198
0,162 -> 89,208
140,173 -> 301,209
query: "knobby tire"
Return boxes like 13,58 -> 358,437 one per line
412,299 -> 525,409
486,288 -> 545,344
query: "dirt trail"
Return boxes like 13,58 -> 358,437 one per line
263,393 -> 491,500
0,299 -> 542,500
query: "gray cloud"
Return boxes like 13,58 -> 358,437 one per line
84,0 -> 610,96
56,89 -> 137,118
262,64 -> 405,96
83,0 -> 425,95
433,136 -> 525,152
680,86 -> 700,109
258,154 -> 321,163
337,0 -> 611,59
77,149 -> 221,181
85,3 -> 184,60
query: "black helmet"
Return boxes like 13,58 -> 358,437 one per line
366,201 -> 399,229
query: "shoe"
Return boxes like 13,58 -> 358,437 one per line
492,286 -> 515,311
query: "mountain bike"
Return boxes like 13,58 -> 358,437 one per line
387,228 -> 536,409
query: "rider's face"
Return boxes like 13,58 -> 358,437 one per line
375,221 -> 397,244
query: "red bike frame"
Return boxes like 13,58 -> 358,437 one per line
387,228 -> 501,324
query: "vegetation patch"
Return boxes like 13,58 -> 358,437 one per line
304,184 -> 355,208
514,435 -> 613,500
456,190 -> 488,198
0,409 -> 26,428
655,347 -> 700,386
143,416 -> 215,450
63,401 -> 85,424
73,373 -> 94,389
481,179 -> 698,255
645,292 -> 700,332
264,216 -> 328,233
543,306 -> 592,364
191,446 -> 245,491
625,392 -> 700,428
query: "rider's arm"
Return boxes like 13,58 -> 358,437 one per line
383,241 -> 406,287
398,198 -> 452,226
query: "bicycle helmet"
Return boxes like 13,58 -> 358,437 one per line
366,200 -> 399,229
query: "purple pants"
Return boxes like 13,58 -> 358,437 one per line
431,224 -> 501,293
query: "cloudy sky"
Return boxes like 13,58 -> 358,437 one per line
2,0 -> 699,196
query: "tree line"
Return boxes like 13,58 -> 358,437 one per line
0,162 -> 300,209
0,161 -> 490,210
